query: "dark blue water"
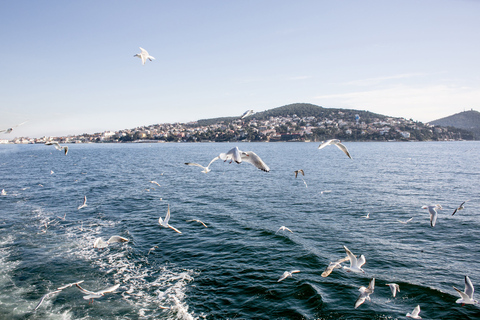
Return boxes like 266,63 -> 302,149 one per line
1,141 -> 479,319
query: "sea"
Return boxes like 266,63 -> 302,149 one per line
0,141 -> 479,320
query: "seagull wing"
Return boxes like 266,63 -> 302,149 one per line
277,271 -> 289,282
164,204 -> 171,225
107,236 -> 129,244
344,246 -> 357,268
409,305 -> 421,317
334,142 -> 352,159
317,139 -> 333,150
354,293 -> 367,309
429,207 -> 437,227
321,262 -> 339,277
57,280 -> 84,290
168,225 -> 182,234
241,151 -> 270,172
75,283 -> 97,295
34,290 -> 61,311
206,156 -> 221,168
357,255 -> 366,268
93,237 -> 108,249
465,275 -> 474,299
185,162 -> 207,170
96,283 -> 120,295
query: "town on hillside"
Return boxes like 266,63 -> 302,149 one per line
2,104 -> 474,144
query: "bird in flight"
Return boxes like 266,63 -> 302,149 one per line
318,139 -> 352,159
134,47 -> 155,65
45,141 -> 68,155
159,204 -> 182,233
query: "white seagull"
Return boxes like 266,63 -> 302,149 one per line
186,219 -> 208,228
1,189 -> 6,196
159,204 -> 182,233
386,283 -> 400,297
318,139 -> 352,159
453,275 -> 478,305
93,236 -> 129,249
134,47 -> 155,65
361,212 -> 370,219
397,217 -> 414,224
45,141 -> 68,155
78,196 -> 87,209
452,201 -> 469,216
321,256 -> 350,277
184,156 -> 221,173
343,246 -> 366,273
277,270 -> 300,282
34,280 -> 85,311
240,109 -> 255,119
406,305 -> 422,318
150,181 -> 161,187
422,204 -> 442,227
0,121 -> 27,134
276,226 -> 293,234
75,282 -> 120,303
355,278 -> 375,308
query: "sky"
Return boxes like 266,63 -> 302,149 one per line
1,0 -> 479,138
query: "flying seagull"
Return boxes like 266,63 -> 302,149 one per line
321,256 -> 350,277
45,141 -> 68,155
453,275 -> 478,305
78,196 -> 87,209
184,156 -> 221,173
318,139 -> 352,159
277,270 -> 300,282
0,121 -> 27,134
343,246 -> 366,273
34,280 -> 84,311
361,212 -> 370,219
150,181 -> 161,187
452,201 -> 469,216
186,219 -> 208,228
93,236 -> 129,249
1,189 -> 6,196
397,217 -> 414,224
134,47 -> 155,65
406,305 -> 422,319
422,204 -> 442,227
159,204 -> 182,233
240,109 -> 255,119
75,282 -> 120,303
355,278 -> 375,309
386,283 -> 400,297
294,169 -> 304,178
275,226 -> 293,234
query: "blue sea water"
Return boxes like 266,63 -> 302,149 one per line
0,141 -> 479,319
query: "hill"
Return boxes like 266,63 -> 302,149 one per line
428,110 -> 480,138
197,103 -> 386,126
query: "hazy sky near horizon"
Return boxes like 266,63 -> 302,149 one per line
1,0 -> 479,138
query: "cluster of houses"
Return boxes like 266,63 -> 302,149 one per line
1,112 -> 464,144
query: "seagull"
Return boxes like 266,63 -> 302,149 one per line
355,278 -> 375,308
294,169 -> 304,178
361,212 -> 370,219
397,217 -> 414,224
319,190 -> 332,195
386,283 -> 400,297
184,156 -> 221,173
45,141 -> 68,155
159,204 -> 182,233
1,189 -> 6,196
453,275 -> 478,305
93,236 -> 129,249
277,270 -> 300,282
148,246 -> 158,255
150,181 -> 161,187
0,121 -> 27,134
321,256 -> 350,277
34,280 -> 84,311
78,196 -> 87,209
240,109 -> 255,119
50,170 -> 54,174
421,204 -> 442,227
75,282 -> 121,303
239,150 -> 270,172
452,201 -> 469,216
406,305 -> 422,318
275,226 -> 293,234
343,246 -> 366,273
186,219 -> 208,228
318,139 -> 352,159
134,47 -> 155,65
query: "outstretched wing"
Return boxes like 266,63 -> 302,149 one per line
108,236 -> 129,244
334,142 -> 352,159
241,151 -> 270,172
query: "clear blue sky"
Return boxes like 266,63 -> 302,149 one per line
1,0 -> 479,138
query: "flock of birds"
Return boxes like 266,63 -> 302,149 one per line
2,48 -> 476,317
